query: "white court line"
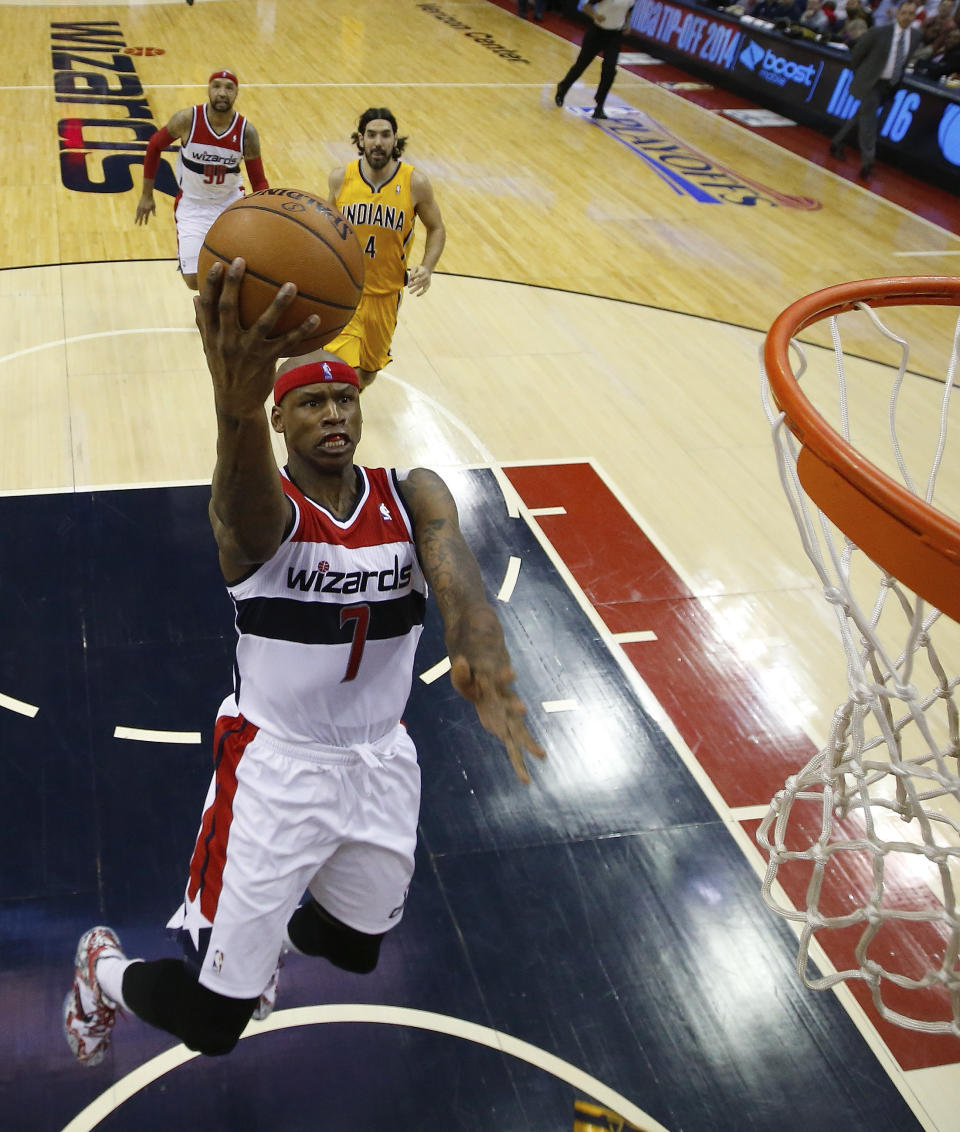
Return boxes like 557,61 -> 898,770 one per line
59,1004 -> 670,1132
891,249 -> 960,257
497,556 -> 522,602
731,804 -> 773,821
529,506 -> 567,516
0,328 -> 195,366
113,726 -> 202,744
542,699 -> 579,713
419,656 -> 452,684
384,371 -> 522,520
0,691 -> 39,718
614,630 -> 658,643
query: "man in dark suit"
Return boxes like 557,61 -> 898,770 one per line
829,0 -> 921,179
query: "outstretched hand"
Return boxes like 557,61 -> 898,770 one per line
449,655 -> 546,785
194,258 -> 320,414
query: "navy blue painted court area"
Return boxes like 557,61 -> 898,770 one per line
0,471 -> 922,1130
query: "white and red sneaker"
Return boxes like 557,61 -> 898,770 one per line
63,925 -> 123,1067
252,957 -> 283,1022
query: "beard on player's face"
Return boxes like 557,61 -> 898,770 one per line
208,84 -> 236,112
362,129 -> 396,169
365,146 -> 391,168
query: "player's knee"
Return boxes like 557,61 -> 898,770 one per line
182,273 -> 199,291
178,984 -> 258,1056
122,957 -> 257,1055
357,369 -> 377,390
288,899 -> 385,973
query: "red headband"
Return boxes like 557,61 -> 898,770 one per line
209,70 -> 238,86
274,360 -> 360,403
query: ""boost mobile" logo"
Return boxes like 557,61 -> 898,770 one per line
739,40 -> 818,88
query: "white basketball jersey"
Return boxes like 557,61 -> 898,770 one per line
176,104 -> 246,203
226,466 -> 427,747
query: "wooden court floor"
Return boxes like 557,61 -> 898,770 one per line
3,1 -> 960,1129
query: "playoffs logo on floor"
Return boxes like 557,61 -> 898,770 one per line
585,107 -> 822,209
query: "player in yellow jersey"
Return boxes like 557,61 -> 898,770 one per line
325,108 -> 446,390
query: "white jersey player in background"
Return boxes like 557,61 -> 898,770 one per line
135,70 -> 268,290
63,257 -> 546,1067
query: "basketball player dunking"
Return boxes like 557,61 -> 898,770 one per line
321,108 -> 446,390
62,259 -> 544,1068
135,70 -> 269,291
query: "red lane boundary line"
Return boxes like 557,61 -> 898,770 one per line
503,459 -> 960,1071
485,0 -> 960,229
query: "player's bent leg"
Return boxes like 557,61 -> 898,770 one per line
335,292 -> 394,392
182,273 -> 199,291
287,898 -> 385,973
123,958 -> 258,1056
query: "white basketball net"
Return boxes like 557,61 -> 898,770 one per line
758,299 -> 960,1036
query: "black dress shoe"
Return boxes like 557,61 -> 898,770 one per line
828,141 -> 845,159
554,86 -> 565,107
592,107 -> 608,119
858,162 -> 873,179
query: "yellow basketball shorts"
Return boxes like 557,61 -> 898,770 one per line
325,289 -> 402,373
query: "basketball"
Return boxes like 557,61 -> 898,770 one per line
197,188 -> 365,357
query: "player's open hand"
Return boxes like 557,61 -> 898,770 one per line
195,258 -> 320,414
134,196 -> 156,226
406,265 -> 432,296
449,655 -> 546,784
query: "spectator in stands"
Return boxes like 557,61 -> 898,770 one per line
835,0 -> 874,37
915,0 -> 958,56
843,0 -> 875,26
800,0 -> 833,32
844,12 -> 872,35
754,0 -> 805,21
914,23 -> 960,71
871,0 -> 905,25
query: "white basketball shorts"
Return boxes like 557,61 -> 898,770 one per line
173,191 -> 242,274
166,695 -> 421,999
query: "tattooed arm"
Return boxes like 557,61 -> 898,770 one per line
399,467 -> 545,784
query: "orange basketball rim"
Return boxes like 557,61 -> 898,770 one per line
763,275 -> 960,623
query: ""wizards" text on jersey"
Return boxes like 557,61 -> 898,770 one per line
286,555 -> 413,595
